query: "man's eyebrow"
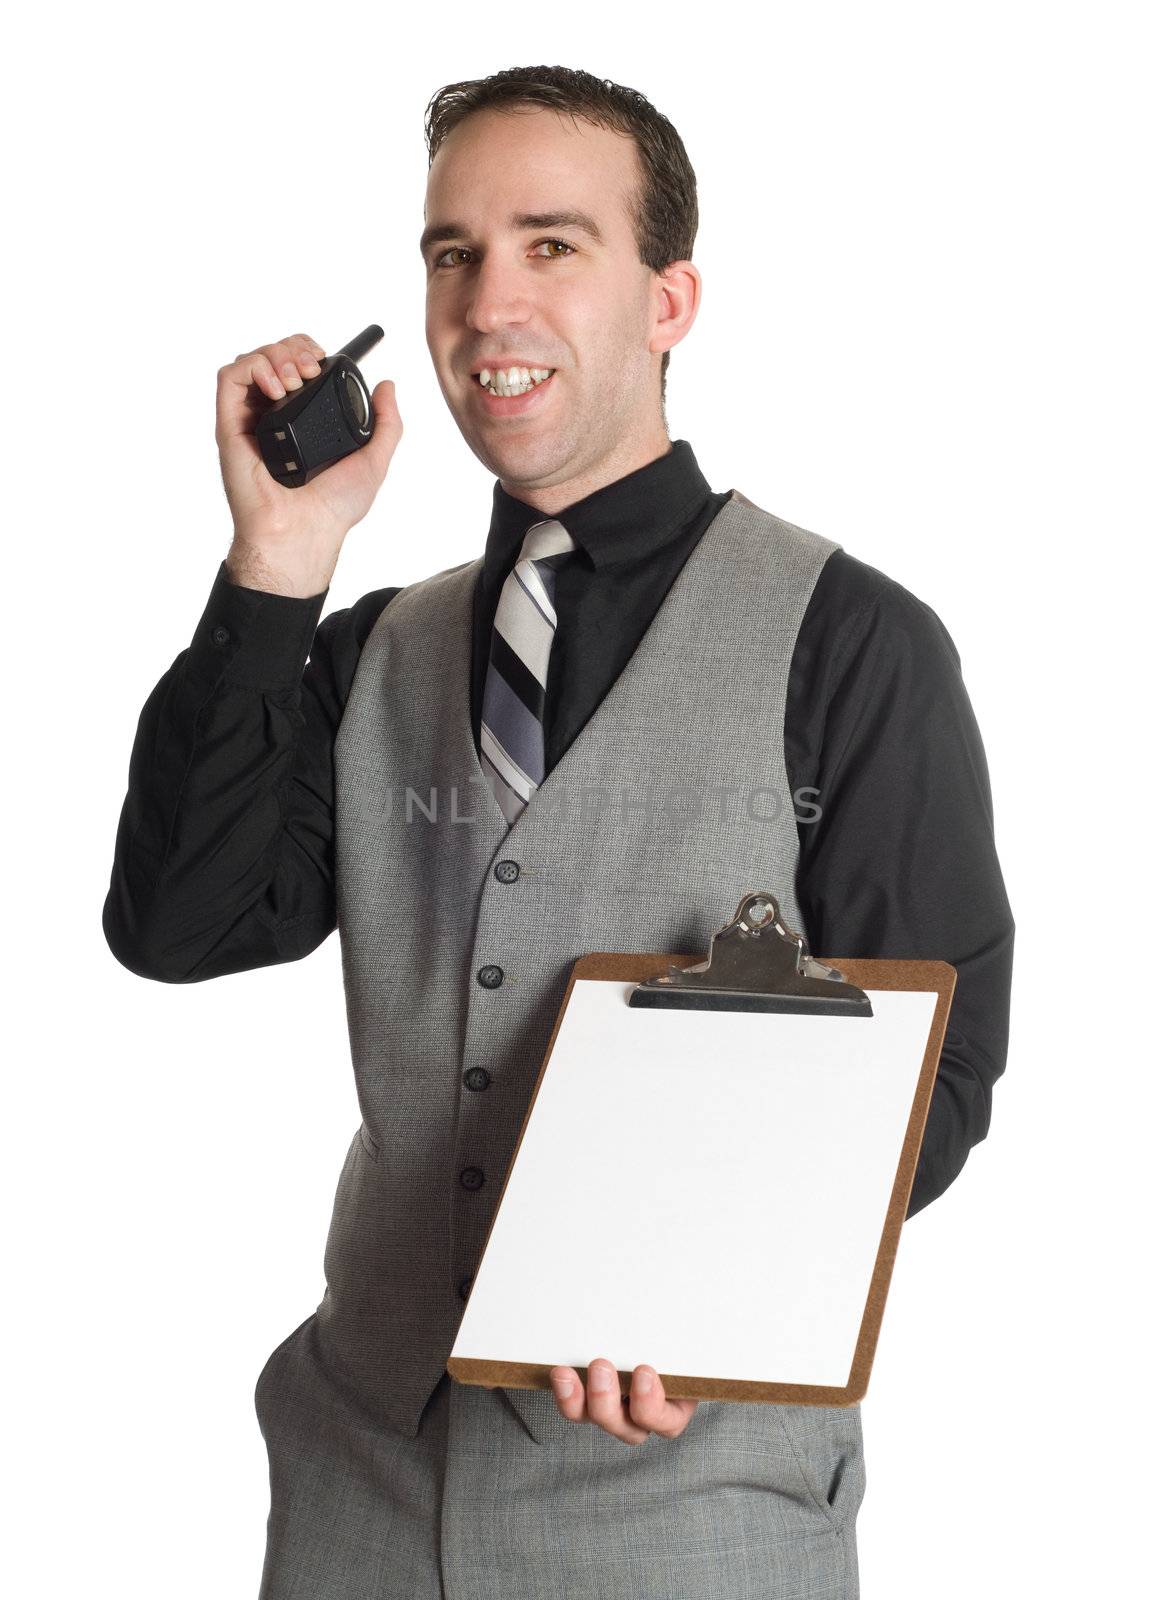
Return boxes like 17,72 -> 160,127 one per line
419,209 -> 604,257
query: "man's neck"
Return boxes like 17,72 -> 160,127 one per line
498,430 -> 672,516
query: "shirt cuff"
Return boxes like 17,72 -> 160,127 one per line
188,559 -> 330,690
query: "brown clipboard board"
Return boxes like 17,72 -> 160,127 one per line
448,895 -> 956,1407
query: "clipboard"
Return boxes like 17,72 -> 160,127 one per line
447,891 -> 956,1407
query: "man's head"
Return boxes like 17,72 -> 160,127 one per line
420,66 -> 700,508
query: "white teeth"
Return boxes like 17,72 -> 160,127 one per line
478,366 -> 553,397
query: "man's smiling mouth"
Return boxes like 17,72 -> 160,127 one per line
472,366 -> 556,397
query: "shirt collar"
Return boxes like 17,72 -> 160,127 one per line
484,439 -> 714,580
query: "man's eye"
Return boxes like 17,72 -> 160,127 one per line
433,239 -> 576,269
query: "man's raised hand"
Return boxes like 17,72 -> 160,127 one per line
215,330 -> 403,597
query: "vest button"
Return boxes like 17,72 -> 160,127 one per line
463,1067 -> 491,1091
459,1166 -> 485,1190
458,1276 -> 473,1302
477,964 -> 504,988
494,859 -> 520,883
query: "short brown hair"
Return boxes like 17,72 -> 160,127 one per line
423,65 -> 698,409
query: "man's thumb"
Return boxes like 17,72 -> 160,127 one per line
368,379 -> 403,464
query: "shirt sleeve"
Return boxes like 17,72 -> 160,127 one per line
102,559 -> 400,982
787,552 -> 1016,1217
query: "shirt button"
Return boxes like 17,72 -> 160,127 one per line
458,1276 -> 473,1302
459,1166 -> 485,1191
211,624 -> 230,646
463,1067 -> 491,1091
477,964 -> 503,989
494,859 -> 520,883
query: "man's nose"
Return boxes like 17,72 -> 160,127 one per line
465,254 -> 535,333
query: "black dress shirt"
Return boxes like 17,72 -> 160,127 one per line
103,438 -> 1014,1218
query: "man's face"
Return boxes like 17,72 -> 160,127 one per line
421,107 -> 671,499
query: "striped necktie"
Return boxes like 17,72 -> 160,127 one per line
479,517 -> 577,824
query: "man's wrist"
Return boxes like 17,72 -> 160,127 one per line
226,536 -> 341,600
190,559 -> 330,690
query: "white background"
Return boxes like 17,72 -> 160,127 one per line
4,2 -> 1171,1594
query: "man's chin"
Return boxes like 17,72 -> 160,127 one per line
461,419 -> 573,485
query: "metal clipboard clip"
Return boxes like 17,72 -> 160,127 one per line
627,891 -> 874,1017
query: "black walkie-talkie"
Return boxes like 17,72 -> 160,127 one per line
255,324 -> 384,487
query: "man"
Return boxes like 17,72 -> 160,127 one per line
104,64 -> 1013,1600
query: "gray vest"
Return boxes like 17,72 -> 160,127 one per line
321,488 -> 839,1439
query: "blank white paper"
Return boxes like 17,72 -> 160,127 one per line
450,978 -> 939,1388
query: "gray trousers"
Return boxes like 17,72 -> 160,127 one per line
254,1313 -> 865,1598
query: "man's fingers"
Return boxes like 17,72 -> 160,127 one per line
548,1360 -> 699,1443
585,1356 -> 649,1446
258,341 -> 309,393
585,1360 -> 652,1444
550,1360 -> 651,1445
215,335 -> 329,444
219,335 -> 327,405
288,332 -> 328,361
627,1366 -> 699,1438
255,335 -> 326,391
549,1365 -> 585,1416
